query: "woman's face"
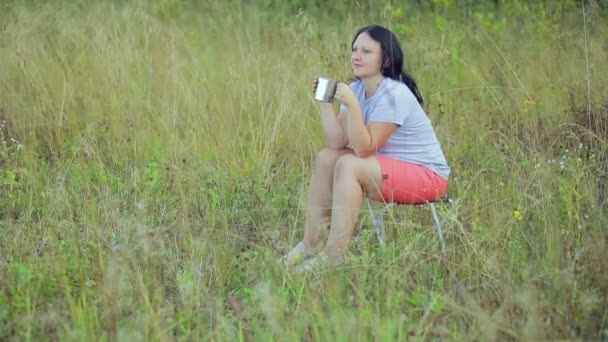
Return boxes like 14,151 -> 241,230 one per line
351,32 -> 383,79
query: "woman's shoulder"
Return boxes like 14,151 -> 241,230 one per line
381,78 -> 419,105
383,78 -> 411,94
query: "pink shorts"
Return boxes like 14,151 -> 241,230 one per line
376,156 -> 448,204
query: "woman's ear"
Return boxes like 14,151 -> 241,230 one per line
383,56 -> 391,68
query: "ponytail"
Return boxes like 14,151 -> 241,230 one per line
399,72 -> 424,106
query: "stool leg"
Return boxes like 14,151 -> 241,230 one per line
429,202 -> 446,256
367,199 -> 384,246
368,200 -> 395,246
377,203 -> 394,246
376,214 -> 385,246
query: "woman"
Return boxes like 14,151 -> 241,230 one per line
282,25 -> 450,271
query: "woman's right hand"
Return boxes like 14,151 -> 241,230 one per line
312,76 -> 319,94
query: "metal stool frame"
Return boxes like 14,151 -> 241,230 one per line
366,196 -> 455,256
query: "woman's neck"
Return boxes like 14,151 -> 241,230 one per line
362,74 -> 385,98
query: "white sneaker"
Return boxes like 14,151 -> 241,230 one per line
294,252 -> 349,274
278,241 -> 320,267
293,252 -> 329,273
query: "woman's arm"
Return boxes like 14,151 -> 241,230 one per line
334,83 -> 397,157
343,103 -> 396,157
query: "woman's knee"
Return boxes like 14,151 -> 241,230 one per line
333,154 -> 359,181
334,155 -> 383,194
315,148 -> 350,171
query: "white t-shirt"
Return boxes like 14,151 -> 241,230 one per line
340,78 -> 450,180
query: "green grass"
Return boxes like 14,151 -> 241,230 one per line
1,0 -> 607,340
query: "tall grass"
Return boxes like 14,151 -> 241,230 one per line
1,0 -> 607,340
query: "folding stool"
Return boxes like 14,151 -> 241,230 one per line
366,196 -> 455,256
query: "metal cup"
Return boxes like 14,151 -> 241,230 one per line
314,77 -> 338,103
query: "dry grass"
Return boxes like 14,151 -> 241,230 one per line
0,0 -> 607,340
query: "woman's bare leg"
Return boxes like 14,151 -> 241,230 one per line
323,154 -> 384,262
302,148 -> 354,250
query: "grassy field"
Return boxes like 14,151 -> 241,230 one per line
1,0 -> 607,340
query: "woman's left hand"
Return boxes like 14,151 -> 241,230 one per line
334,83 -> 357,108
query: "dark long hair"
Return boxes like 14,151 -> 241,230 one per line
352,25 -> 424,106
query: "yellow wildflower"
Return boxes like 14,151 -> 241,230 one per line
513,210 -> 523,221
